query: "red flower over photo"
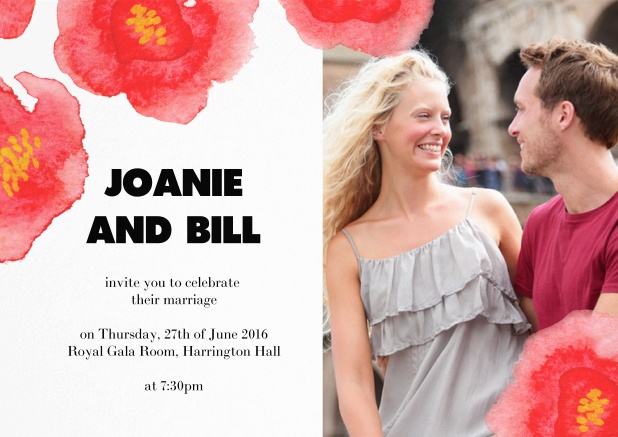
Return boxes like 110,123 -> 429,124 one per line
278,0 -> 435,56
0,73 -> 87,263
486,311 -> 618,437
54,0 -> 259,124
0,0 -> 36,39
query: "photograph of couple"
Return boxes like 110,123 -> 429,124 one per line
322,1 -> 618,435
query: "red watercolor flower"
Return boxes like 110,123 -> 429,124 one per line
0,73 -> 87,263
278,0 -> 435,56
54,0 -> 259,124
0,0 -> 36,39
486,311 -> 618,437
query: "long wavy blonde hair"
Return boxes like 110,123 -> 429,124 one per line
323,50 -> 452,265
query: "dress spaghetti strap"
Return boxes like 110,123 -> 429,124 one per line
466,188 -> 478,219
341,229 -> 362,273
341,229 -> 361,260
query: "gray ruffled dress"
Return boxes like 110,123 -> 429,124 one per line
342,192 -> 530,436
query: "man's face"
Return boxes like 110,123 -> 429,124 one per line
509,69 -> 560,177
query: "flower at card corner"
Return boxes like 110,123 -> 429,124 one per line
0,0 -> 36,39
0,73 -> 88,263
277,0 -> 435,56
53,0 -> 259,124
486,310 -> 618,437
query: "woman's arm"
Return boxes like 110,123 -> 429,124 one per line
485,190 -> 522,283
326,232 -> 383,437
477,189 -> 538,330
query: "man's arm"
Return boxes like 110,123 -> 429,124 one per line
595,223 -> 618,316
594,293 -> 618,316
519,295 -> 538,333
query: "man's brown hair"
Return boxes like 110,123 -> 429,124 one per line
520,38 -> 618,149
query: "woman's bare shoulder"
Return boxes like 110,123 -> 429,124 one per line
470,188 -> 522,243
472,187 -> 514,216
340,207 -> 384,240
327,230 -> 359,267
328,230 -> 354,253
439,184 -> 478,209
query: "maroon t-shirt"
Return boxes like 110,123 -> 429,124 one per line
515,191 -> 618,330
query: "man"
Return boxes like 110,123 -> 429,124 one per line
509,38 -> 618,331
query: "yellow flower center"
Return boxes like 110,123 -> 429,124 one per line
1,128 -> 41,198
576,388 -> 609,433
125,4 -> 167,46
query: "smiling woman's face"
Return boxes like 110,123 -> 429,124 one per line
375,79 -> 452,175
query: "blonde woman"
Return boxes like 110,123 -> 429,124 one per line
324,51 -> 531,436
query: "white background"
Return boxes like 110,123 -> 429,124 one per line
0,0 -> 323,435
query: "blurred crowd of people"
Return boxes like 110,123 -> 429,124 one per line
449,152 -> 557,194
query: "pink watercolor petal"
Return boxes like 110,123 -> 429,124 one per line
0,73 -> 88,262
486,311 -> 618,437
54,0 -> 259,124
278,0 -> 435,56
0,0 -> 36,39
303,0 -> 400,24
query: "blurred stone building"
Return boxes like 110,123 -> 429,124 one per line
324,0 -> 617,158
323,1 -> 618,435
